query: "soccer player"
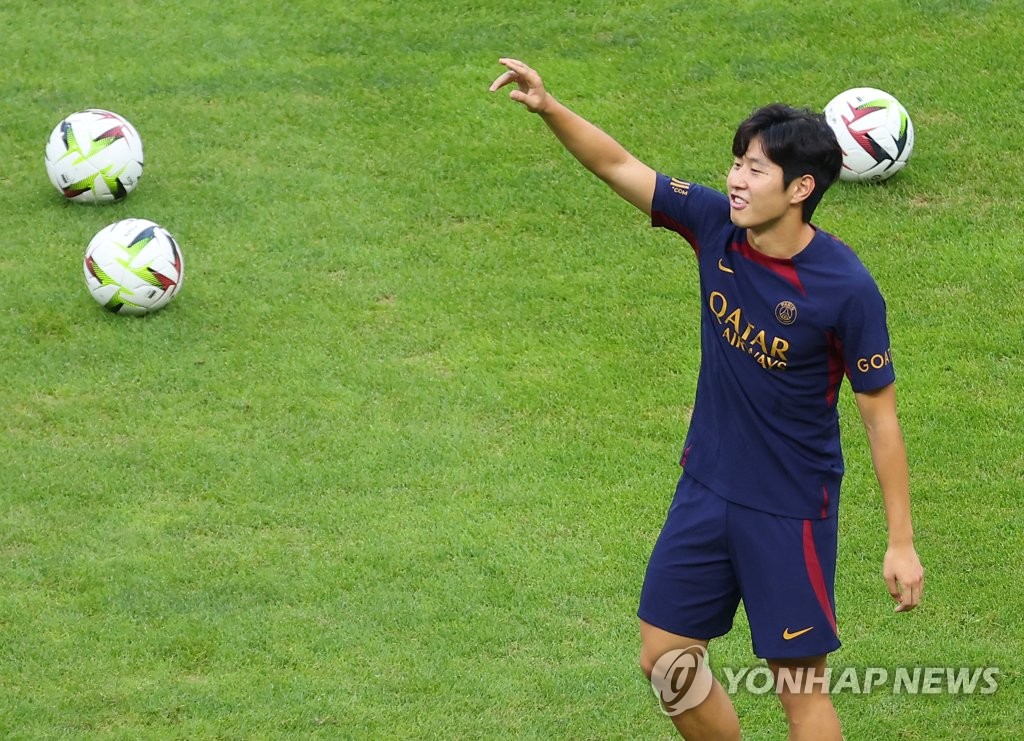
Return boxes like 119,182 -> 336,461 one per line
490,58 -> 924,740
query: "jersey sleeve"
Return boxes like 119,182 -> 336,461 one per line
651,173 -> 731,256
837,278 -> 897,392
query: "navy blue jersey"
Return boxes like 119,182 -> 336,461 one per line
652,174 -> 895,519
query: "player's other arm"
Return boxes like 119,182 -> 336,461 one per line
490,58 -> 656,215
854,383 -> 924,612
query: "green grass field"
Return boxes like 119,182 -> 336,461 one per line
1,0 -> 1021,738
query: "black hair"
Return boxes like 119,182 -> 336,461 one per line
732,103 -> 843,222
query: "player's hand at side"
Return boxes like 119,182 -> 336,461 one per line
489,58 -> 550,114
884,543 -> 924,612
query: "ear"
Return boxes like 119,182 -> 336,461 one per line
789,174 -> 816,205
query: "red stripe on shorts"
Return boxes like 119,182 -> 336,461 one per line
803,519 -> 838,635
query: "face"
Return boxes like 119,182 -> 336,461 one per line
726,136 -> 800,231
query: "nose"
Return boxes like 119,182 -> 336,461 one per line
728,166 -> 745,189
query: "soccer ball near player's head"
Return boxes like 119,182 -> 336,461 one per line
84,218 -> 184,315
824,87 -> 914,184
45,109 -> 143,203
732,104 -> 843,222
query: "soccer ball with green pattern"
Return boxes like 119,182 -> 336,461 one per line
45,109 -> 143,202
824,88 -> 914,183
84,219 -> 184,315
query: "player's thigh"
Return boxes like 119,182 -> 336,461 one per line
638,619 -> 709,678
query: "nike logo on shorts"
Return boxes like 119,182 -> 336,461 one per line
782,626 -> 815,640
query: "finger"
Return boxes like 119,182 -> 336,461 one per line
488,70 -> 518,92
895,587 -> 917,612
894,579 -> 922,612
886,576 -> 901,602
498,57 -> 529,72
497,58 -> 536,84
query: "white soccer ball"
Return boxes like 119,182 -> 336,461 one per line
45,109 -> 144,202
824,88 -> 914,183
84,219 -> 184,315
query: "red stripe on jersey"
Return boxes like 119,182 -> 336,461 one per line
653,211 -> 700,256
824,330 -> 845,406
731,239 -> 806,296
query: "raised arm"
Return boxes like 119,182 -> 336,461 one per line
490,58 -> 657,215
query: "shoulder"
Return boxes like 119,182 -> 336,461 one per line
805,229 -> 880,285
652,174 -> 731,234
654,174 -> 729,208
795,230 -> 890,321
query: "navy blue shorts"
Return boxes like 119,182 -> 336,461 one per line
638,473 -> 841,659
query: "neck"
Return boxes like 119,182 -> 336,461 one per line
748,220 -> 816,259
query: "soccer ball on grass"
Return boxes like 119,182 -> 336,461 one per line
84,219 -> 184,315
45,109 -> 144,202
824,88 -> 914,183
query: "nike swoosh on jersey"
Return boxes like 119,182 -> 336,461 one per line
718,258 -> 734,274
